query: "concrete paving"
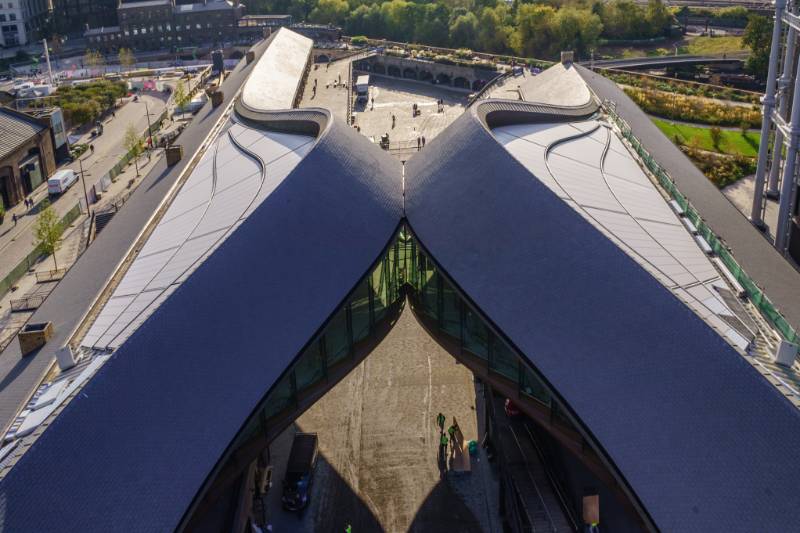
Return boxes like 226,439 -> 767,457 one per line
353,76 -> 466,159
0,39 -> 269,433
265,307 -> 493,532
576,65 -> 800,331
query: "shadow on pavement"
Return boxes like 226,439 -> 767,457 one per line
408,480 -> 483,533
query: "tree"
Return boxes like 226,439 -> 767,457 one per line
449,12 -> 479,49
709,126 -> 723,151
645,0 -> 672,38
553,8 -> 603,58
118,48 -> 136,72
743,14 -> 771,80
173,79 -> 189,120
512,4 -> 557,58
124,123 -> 143,177
309,0 -> 349,25
34,200 -> 62,270
84,49 -> 105,74
478,5 -> 511,54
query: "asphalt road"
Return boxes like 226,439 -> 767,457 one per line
576,65 -> 800,332
0,38 -> 270,433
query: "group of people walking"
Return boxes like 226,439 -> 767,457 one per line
436,412 -> 462,471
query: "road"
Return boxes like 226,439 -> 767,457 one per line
0,39 -> 269,434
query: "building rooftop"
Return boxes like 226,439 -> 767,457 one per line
0,32 -> 799,533
240,28 -> 313,113
0,107 -> 44,161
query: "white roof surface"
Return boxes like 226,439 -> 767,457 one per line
241,28 -> 313,112
82,122 -> 314,350
493,120 -> 752,351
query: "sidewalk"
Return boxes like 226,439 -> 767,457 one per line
0,92 -> 169,289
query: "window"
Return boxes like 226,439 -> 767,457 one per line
324,307 -> 350,366
463,308 -> 488,359
351,280 -> 371,344
294,341 -> 324,392
8,13 -> 15,20
490,337 -> 518,382
0,15 -> 5,22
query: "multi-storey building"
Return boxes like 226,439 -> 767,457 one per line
85,0 -> 245,51
0,0 -> 26,46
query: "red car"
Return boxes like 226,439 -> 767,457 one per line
504,398 -> 521,418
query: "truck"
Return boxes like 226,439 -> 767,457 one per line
47,169 -> 79,195
281,432 -> 318,512
355,75 -> 370,102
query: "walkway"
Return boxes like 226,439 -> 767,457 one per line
0,39 -> 270,434
576,65 -> 800,332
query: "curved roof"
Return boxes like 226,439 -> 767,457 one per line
404,108 -> 800,532
0,117 -> 402,532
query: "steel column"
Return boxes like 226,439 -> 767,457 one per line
752,0 -> 788,226
767,18 -> 798,197
775,58 -> 800,252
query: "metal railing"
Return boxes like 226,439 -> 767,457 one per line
604,100 -> 799,347
35,269 -> 66,283
9,294 -> 46,312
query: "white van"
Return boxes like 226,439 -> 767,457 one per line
47,169 -> 79,195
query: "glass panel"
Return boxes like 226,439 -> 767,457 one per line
325,307 -> 350,366
441,281 -> 460,339
520,364 -> 551,407
423,270 -> 439,319
371,259 -> 388,323
463,308 -> 488,359
263,372 -> 293,419
294,341 -> 324,392
491,338 -> 518,382
351,279 -> 371,344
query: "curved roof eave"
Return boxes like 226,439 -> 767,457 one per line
0,117 -> 403,532
404,109 -> 800,532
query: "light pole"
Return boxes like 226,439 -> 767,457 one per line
143,99 -> 154,151
77,156 -> 91,214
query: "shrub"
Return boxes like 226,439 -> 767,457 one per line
351,35 -> 368,46
624,86 -> 762,128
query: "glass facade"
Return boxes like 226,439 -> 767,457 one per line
231,225 -> 569,452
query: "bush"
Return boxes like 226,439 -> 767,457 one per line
606,70 -> 760,104
682,146 -> 755,187
351,35 -> 368,46
624,86 -> 761,128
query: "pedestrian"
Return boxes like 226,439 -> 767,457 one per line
440,432 -> 448,449
391,114 -> 396,128
90,144 -> 95,154
345,525 -> 352,533
448,424 -> 456,443
12,213 -> 17,226
417,136 -> 421,150
422,135 -> 426,147
436,412 -> 445,430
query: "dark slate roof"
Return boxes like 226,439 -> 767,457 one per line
574,65 -> 800,332
0,117 -> 402,532
404,109 -> 800,532
0,108 -> 44,162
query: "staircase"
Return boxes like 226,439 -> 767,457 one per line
93,211 -> 116,237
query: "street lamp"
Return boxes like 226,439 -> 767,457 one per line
143,99 -> 154,151
77,156 -> 91,214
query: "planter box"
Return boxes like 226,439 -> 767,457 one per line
246,51 -> 255,64
18,321 -> 54,356
165,145 -> 183,166
211,91 -> 224,108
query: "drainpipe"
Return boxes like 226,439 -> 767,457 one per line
751,0 -> 787,228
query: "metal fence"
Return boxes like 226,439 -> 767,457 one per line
604,101 -> 799,346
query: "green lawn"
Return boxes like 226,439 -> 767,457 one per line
678,36 -> 745,55
653,118 -> 759,157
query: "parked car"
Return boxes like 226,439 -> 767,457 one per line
504,398 -> 521,418
47,169 -> 78,195
282,433 -> 318,512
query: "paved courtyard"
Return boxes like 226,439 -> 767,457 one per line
265,307 -> 500,532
